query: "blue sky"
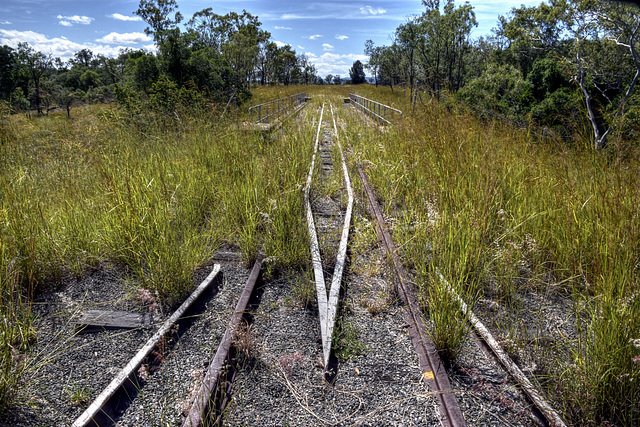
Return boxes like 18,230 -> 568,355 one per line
0,0 -> 545,77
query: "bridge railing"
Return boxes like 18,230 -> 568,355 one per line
249,92 -> 307,124
349,93 -> 402,125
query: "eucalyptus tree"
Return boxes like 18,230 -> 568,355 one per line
415,0 -> 477,93
567,0 -> 640,149
186,9 -> 270,90
298,54 -> 317,85
364,40 -> 381,86
273,44 -> 297,85
0,45 -> 17,100
15,43 -> 52,115
395,20 -> 420,99
364,41 -> 402,90
349,60 -> 366,84
136,0 -> 182,44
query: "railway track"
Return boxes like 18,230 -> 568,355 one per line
9,96 -> 566,427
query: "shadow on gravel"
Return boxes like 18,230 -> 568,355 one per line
91,267 -> 224,426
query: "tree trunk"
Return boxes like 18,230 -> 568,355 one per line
575,52 -> 609,150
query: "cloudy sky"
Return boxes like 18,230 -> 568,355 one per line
0,0 -> 545,77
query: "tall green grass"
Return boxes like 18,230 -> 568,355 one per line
345,86 -> 640,425
2,85 -> 638,423
0,94 -> 314,410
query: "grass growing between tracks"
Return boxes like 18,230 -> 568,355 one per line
2,84 -> 639,424
343,86 -> 640,425
0,95 -> 313,411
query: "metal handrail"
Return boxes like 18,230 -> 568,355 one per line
349,93 -> 402,125
249,92 -> 307,124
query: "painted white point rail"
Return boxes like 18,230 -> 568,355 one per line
304,103 -> 355,370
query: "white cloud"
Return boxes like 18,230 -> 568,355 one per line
360,6 -> 386,16
0,29 -> 152,60
57,15 -> 94,26
307,34 -> 323,40
1,20 -> 11,25
308,52 -> 369,77
275,26 -> 292,30
96,32 -> 151,45
274,40 -> 286,47
322,43 -> 334,51
335,35 -> 348,41
109,13 -> 143,22
281,14 -> 306,20
297,45 -> 305,50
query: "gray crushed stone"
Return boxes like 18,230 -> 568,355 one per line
3,259 -> 251,427
3,102 -> 561,427
225,106 -> 441,426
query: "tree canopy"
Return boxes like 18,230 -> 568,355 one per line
365,0 -> 640,149
349,60 -> 366,84
0,1 -> 323,116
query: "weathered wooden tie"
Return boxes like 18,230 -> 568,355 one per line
76,310 -> 153,331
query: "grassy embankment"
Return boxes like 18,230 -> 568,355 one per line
344,84 -> 639,425
1,84 -> 639,424
0,86 -> 313,411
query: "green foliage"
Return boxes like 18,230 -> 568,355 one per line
349,60 -> 366,84
333,318 -> 366,362
0,46 -> 17,100
530,87 -> 583,135
457,64 -> 534,121
527,57 -> 571,102
344,84 -> 640,424
132,54 -> 160,93
148,74 -> 179,113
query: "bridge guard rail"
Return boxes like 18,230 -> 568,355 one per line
349,93 -> 402,125
249,92 -> 307,124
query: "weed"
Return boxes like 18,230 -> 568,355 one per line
333,319 -> 366,362
65,382 -> 91,407
233,320 -> 257,362
276,351 -> 304,378
292,271 -> 315,309
360,289 -> 394,315
420,271 -> 472,364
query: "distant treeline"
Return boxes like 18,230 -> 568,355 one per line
0,0 -> 330,118
366,0 -> 640,150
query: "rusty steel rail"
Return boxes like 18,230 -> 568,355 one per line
249,92 -> 307,124
73,265 -> 222,427
183,255 -> 264,427
357,164 -> 466,427
349,93 -> 402,125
